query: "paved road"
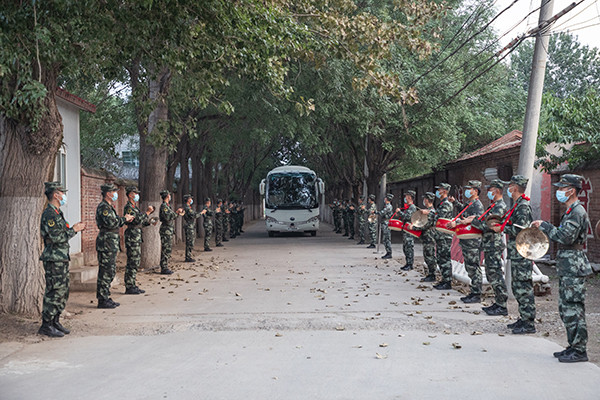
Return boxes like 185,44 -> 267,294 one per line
1,221 -> 599,399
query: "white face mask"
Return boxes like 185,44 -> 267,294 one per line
111,192 -> 118,202
133,194 -> 140,202
59,194 -> 67,206
190,199 -> 193,205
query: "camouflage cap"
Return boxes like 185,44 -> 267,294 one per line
509,175 -> 529,187
554,174 -> 583,189
217,198 -> 223,204
405,190 -> 416,198
385,193 -> 394,201
487,179 -> 507,190
160,189 -> 171,199
204,197 -> 211,203
44,181 -> 67,195
183,194 -> 192,201
435,182 -> 451,191
464,180 -> 482,189
423,192 -> 435,201
125,185 -> 140,194
101,183 -> 118,193
369,194 -> 376,201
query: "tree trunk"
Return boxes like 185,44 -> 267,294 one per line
0,76 -> 63,315
139,67 -> 171,270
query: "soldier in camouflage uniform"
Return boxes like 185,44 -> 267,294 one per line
38,182 -> 85,337
214,199 -> 224,247
492,175 -> 536,334
448,180 -> 484,303
183,194 -> 204,262
367,194 -> 377,248
330,200 -> 340,232
342,200 -> 349,236
378,194 -> 394,259
534,174 -> 592,363
229,202 -> 237,239
356,196 -> 368,245
398,190 -> 417,271
407,192 -> 437,282
203,198 -> 214,251
346,199 -> 356,240
433,183 -> 454,290
239,203 -> 246,234
96,183 -> 134,308
336,201 -> 344,234
471,179 -> 508,316
124,186 -> 155,294
159,190 -> 183,275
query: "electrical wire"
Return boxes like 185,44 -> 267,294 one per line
550,0 -> 596,31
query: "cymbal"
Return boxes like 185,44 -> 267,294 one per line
516,227 -> 549,260
485,214 -> 502,229
410,210 -> 428,228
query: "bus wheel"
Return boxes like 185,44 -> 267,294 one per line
310,231 -> 317,237
268,231 -> 275,237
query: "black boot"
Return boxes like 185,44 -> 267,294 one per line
204,247 -> 212,252
420,274 -> 436,282
400,264 -> 413,271
433,281 -> 452,290
381,253 -> 392,259
367,244 -> 375,249
357,240 -> 365,245
38,320 -> 64,338
53,314 -> 70,334
98,298 -> 119,309
558,350 -> 588,363
160,268 -> 174,275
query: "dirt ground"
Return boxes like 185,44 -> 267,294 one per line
1,236 -> 599,366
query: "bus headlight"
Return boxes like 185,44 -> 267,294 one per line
307,216 -> 319,224
266,216 -> 278,223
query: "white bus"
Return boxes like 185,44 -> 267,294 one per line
260,166 -> 325,237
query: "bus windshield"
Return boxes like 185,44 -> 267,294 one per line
266,172 -> 318,209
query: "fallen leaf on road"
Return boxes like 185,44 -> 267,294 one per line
448,300 -> 457,305
452,343 -> 462,349
423,342 -> 430,346
275,333 -> 282,337
335,326 -> 345,331
235,292 -> 241,297
471,331 -> 483,336
379,343 -> 388,348
375,353 -> 388,359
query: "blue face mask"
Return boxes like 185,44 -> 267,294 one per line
133,194 -> 140,202
507,187 -> 512,198
435,190 -> 441,199
59,194 -> 67,206
556,190 -> 570,203
112,192 -> 118,202
190,199 -> 193,205
487,191 -> 494,201
464,189 -> 472,199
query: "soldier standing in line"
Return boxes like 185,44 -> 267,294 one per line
491,175 -> 536,334
406,192 -> 437,282
398,190 -> 417,271
239,202 -> 246,234
356,196 -> 368,245
432,183 -> 454,290
471,179 -> 508,316
183,194 -> 205,262
448,180 -> 484,303
336,200 -> 344,234
38,182 -> 86,337
533,174 -> 592,363
330,200 -> 340,232
378,194 -> 394,259
215,199 -> 225,247
124,186 -> 155,294
347,199 -> 356,240
229,201 -> 237,239
366,194 -> 377,248
203,198 -> 214,251
342,200 -> 349,236
222,200 -> 230,242
159,189 -> 184,275
96,183 -> 134,308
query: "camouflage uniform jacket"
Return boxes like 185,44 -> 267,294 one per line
503,195 -> 532,259
367,202 -> 377,219
471,198 -> 507,251
214,206 -> 224,223
347,203 -> 356,219
454,198 -> 484,248
435,197 -> 454,238
378,203 -> 394,225
40,203 -> 76,262
96,200 -> 126,251
124,201 -> 150,242
183,204 -> 201,229
414,206 -> 437,242
159,201 -> 177,231
399,204 -> 417,223
539,200 -> 592,277
203,206 -> 214,228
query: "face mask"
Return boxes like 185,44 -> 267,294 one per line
464,189 -> 472,199
133,194 -> 140,202
59,194 -> 67,206
556,190 -> 570,203
190,199 -> 193,205
487,191 -> 494,201
507,187 -> 513,198
435,190 -> 441,199
111,192 -> 118,202
422,200 -> 427,207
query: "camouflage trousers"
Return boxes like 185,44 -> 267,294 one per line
336,216 -> 343,232
559,275 -> 588,352
402,234 -> 414,266
333,214 -> 340,231
368,222 -> 377,245
358,220 -> 366,242
422,235 -> 437,276
184,226 -> 196,260
204,225 -> 213,249
435,235 -> 453,284
96,249 -> 117,301
343,216 -> 349,235
42,261 -> 70,322
510,257 -> 536,323
160,228 -> 173,271
215,223 -> 223,246
483,248 -> 508,307
382,224 -> 392,255
461,239 -> 482,295
124,237 -> 141,289
348,218 -> 355,237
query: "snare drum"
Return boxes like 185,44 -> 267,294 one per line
454,224 -> 483,240
435,218 -> 454,235
389,218 -> 403,231
403,222 -> 422,238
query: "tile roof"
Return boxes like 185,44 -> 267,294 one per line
56,87 -> 96,113
449,130 -> 522,164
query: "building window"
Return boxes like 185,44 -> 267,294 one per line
122,150 -> 139,167
56,151 -> 67,187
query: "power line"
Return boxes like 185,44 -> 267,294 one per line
549,0 -> 595,31
552,20 -> 600,33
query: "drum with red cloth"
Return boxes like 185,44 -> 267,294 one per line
454,224 -> 483,240
403,222 -> 422,238
435,218 -> 454,235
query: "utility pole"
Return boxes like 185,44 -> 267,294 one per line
517,0 -> 554,194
